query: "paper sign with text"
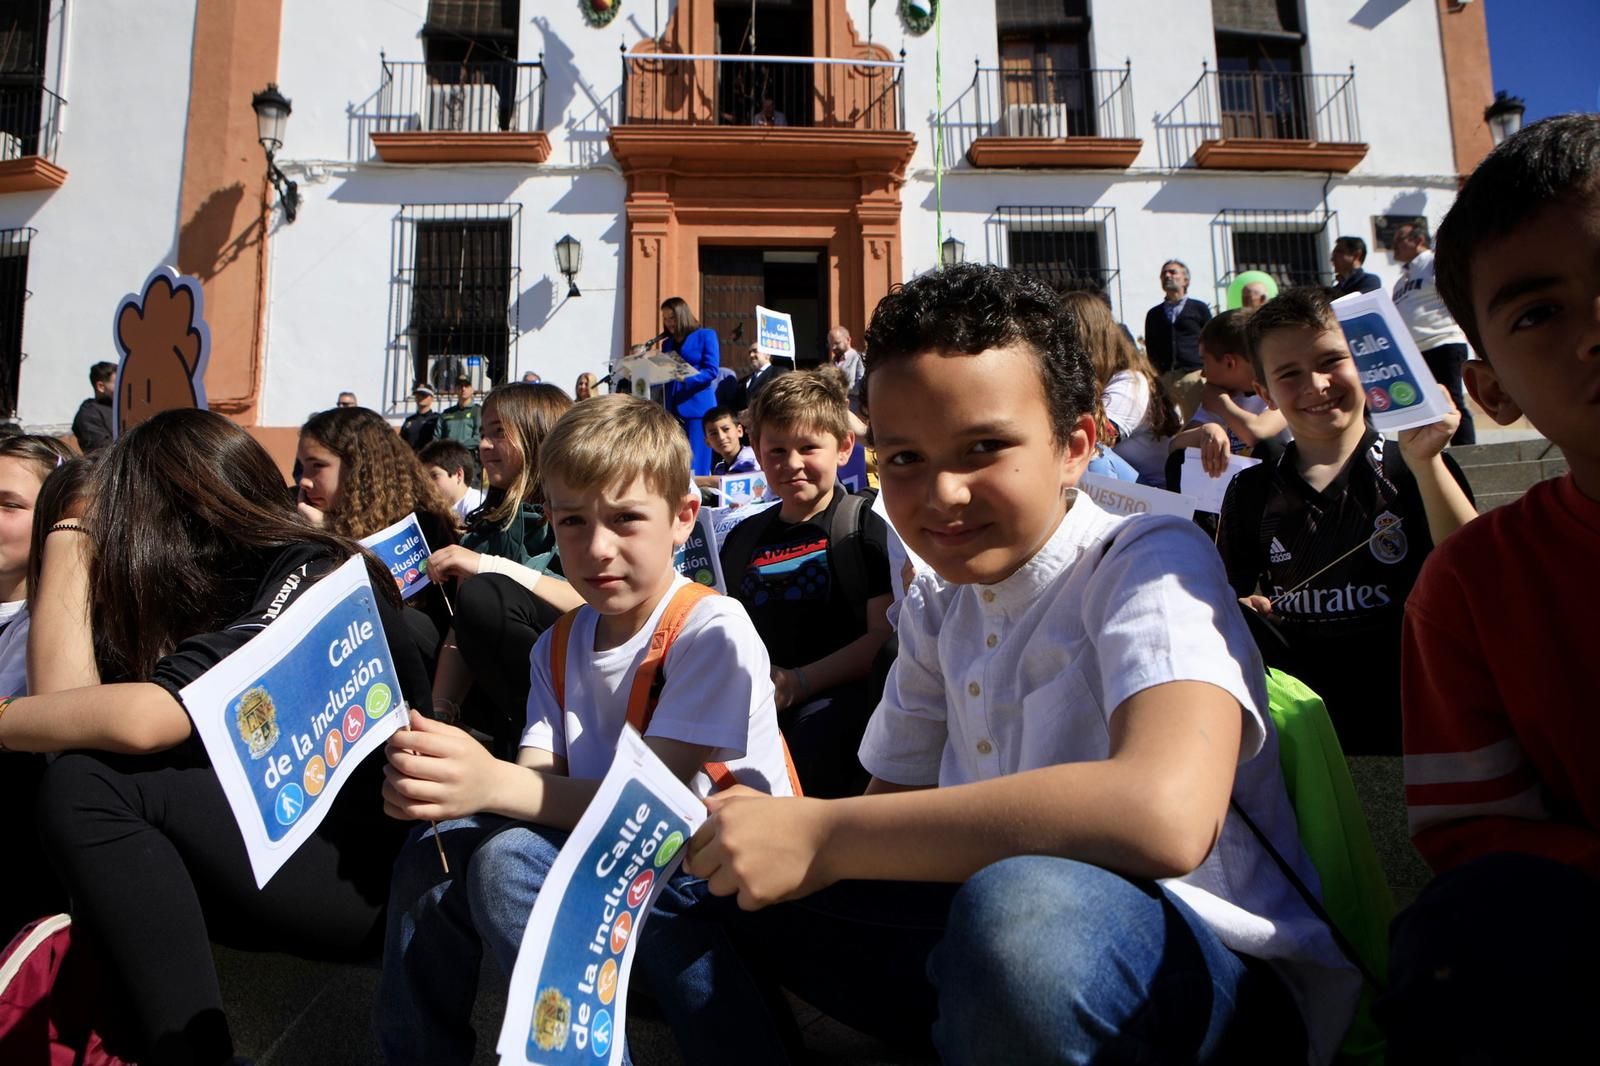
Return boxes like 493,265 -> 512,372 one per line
358,513 -> 434,600
715,471 -> 770,507
710,500 -> 777,550
672,508 -> 726,593
1331,288 -> 1454,432
838,447 -> 868,494
1077,473 -> 1197,521
1181,448 -> 1262,514
755,305 -> 795,359
498,728 -> 706,1066
870,490 -> 931,610
181,557 -> 408,887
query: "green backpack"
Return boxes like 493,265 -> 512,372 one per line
1248,667 -> 1393,1066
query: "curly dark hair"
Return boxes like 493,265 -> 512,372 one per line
862,263 -> 1097,446
1436,113 -> 1600,361
299,406 -> 457,541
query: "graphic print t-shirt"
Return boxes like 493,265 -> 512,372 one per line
1216,431 -> 1468,754
728,490 -> 890,670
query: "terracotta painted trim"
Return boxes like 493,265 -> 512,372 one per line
370,131 -> 552,164
0,155 -> 67,192
246,425 -> 300,481
966,137 -> 1141,169
610,122 -> 914,368
173,0 -> 285,425
610,126 -> 915,175
1193,139 -> 1368,173
1435,0 -> 1495,178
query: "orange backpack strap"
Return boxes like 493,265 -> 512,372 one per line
621,582 -> 806,797
548,608 -> 582,711
624,582 -> 719,734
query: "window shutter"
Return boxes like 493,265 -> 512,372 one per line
424,0 -> 518,40
996,0 -> 1089,37
1212,0 -> 1302,37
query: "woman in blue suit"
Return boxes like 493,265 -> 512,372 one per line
659,296 -> 721,476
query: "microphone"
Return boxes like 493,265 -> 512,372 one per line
641,331 -> 671,350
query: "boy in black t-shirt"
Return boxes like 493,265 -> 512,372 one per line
1215,288 -> 1477,754
720,370 -> 893,796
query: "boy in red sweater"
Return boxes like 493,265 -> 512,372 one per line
1379,114 -> 1600,1063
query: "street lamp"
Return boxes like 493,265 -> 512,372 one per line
940,234 -> 965,268
1484,90 -> 1526,148
555,234 -> 582,297
251,84 -> 299,223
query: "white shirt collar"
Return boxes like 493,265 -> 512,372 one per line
979,492 -> 1105,616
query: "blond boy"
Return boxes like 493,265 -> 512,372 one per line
376,395 -> 791,1066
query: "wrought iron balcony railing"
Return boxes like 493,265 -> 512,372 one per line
620,51 -> 905,132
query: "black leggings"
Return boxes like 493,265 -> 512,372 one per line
454,572 -> 563,753
36,751 -> 405,1066
1422,342 -> 1476,446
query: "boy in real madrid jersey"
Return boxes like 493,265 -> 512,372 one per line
1215,288 -> 1476,755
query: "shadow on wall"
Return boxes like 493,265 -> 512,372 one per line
178,183 -> 265,283
346,76 -> 388,163
516,275 -> 556,333
1350,0 -> 1412,31
535,14 -> 621,168
325,168 -> 528,206
1141,178 -> 1324,216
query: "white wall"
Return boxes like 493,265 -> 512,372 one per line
2,0 -> 1473,426
262,0 -> 648,424
6,0 -> 197,426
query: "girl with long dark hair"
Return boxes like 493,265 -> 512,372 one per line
0,409 -> 430,1066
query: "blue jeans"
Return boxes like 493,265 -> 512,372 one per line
375,815 -> 788,1066
711,856 -> 1305,1065
1379,851 -> 1600,1064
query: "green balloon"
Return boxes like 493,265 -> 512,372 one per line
1226,271 -> 1280,311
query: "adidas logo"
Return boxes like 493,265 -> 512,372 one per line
1269,537 -> 1292,564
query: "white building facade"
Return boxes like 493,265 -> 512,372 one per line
0,0 -> 1498,463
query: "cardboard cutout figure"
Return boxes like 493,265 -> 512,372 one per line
112,267 -> 211,438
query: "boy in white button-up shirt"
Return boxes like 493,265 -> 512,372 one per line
686,265 -> 1360,1065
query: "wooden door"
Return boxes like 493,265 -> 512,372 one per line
699,247 -> 765,375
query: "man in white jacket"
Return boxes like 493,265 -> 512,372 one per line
1392,222 -> 1475,444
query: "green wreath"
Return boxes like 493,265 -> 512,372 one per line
900,0 -> 936,36
580,0 -> 620,28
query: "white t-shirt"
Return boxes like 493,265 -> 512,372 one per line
453,486 -> 484,523
1392,249 -> 1466,351
1101,370 -> 1172,485
522,575 -> 794,799
1192,389 -> 1293,451
0,599 -> 28,696
859,496 -> 1359,1064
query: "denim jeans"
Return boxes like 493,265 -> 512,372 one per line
375,815 -> 789,1066
712,856 -> 1306,1065
1379,851 -> 1600,1064
1421,342 -> 1476,445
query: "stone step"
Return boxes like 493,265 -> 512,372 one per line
1448,438 -> 1562,467
1460,457 -> 1569,499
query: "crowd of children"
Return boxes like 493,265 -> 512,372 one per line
0,115 -> 1595,1066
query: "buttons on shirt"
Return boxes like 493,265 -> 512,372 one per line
985,634 -> 998,648
968,681 -> 981,697
976,739 -> 993,755
981,589 -> 996,604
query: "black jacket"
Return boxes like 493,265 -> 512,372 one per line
1143,298 -> 1212,375
400,410 -> 442,451
1329,268 -> 1383,301
71,396 -> 114,452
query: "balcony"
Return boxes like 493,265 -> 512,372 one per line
0,84 -> 67,192
965,64 -> 1141,169
1157,68 -> 1367,172
369,58 -> 549,164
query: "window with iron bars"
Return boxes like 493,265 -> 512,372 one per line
0,227 -> 32,418
1215,209 -> 1334,297
393,205 -> 520,397
990,206 -> 1121,314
